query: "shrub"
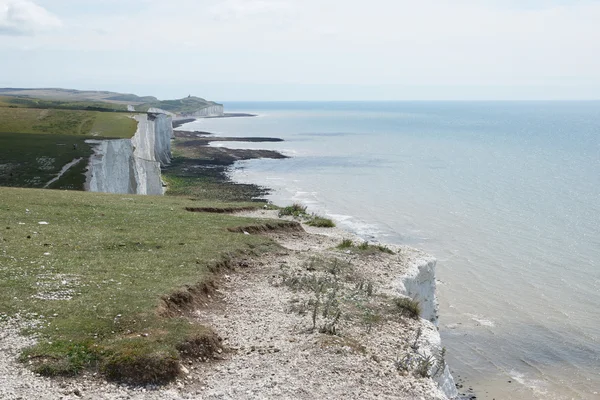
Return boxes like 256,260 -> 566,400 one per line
337,239 -> 354,249
307,216 -> 335,228
278,203 -> 308,218
414,353 -> 436,378
337,240 -> 394,254
394,297 -> 421,320
358,241 -> 370,250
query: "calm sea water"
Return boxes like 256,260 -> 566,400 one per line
181,102 -> 600,400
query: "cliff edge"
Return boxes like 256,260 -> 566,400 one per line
396,253 -> 458,399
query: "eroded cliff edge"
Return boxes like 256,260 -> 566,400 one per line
85,112 -> 173,195
396,254 -> 459,399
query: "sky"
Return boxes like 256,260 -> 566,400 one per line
0,0 -> 599,101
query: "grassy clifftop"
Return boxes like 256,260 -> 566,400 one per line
0,88 -> 157,104
0,106 -> 137,137
0,95 -> 128,112
0,92 -> 139,139
0,187 -> 275,383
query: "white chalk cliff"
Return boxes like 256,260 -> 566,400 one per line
85,113 -> 173,195
191,104 -> 224,117
396,252 -> 459,399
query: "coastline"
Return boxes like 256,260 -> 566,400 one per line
0,123 -> 457,399
193,103 -> 600,400
168,125 -> 459,398
3,99 -> 596,399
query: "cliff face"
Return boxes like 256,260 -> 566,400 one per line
396,253 -> 459,399
397,255 -> 439,326
191,104 -> 224,117
131,113 -> 173,166
85,113 -> 173,195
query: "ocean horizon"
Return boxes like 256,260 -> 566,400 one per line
180,100 -> 600,400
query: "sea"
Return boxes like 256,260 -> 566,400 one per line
180,101 -> 600,400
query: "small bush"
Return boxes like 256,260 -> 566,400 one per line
337,240 -> 394,255
337,239 -> 354,249
358,241 -> 370,250
375,245 -> 394,254
307,216 -> 335,228
414,353 -> 435,378
395,351 -> 435,378
278,203 -> 308,218
362,307 -> 382,333
394,297 -> 421,320
319,309 -> 342,335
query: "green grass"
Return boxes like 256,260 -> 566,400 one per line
163,139 -> 270,203
306,216 -> 336,228
0,132 -> 94,189
0,107 -> 137,137
337,239 -> 354,249
0,187 -> 281,382
278,203 -> 308,218
0,96 -> 128,112
90,112 -> 138,138
163,160 -> 269,204
336,240 -> 395,254
393,297 -> 421,320
277,204 -> 335,228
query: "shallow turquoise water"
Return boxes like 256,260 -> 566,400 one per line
182,101 -> 600,399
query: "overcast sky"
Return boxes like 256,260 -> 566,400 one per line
1,0 -> 599,101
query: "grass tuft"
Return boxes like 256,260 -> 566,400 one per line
336,240 -> 395,255
278,203 -> 308,218
277,204 -> 335,228
393,297 -> 421,320
306,216 -> 336,228
337,239 -> 354,249
21,340 -> 99,377
101,339 -> 180,385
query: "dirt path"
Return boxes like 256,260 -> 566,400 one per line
43,157 -> 83,188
